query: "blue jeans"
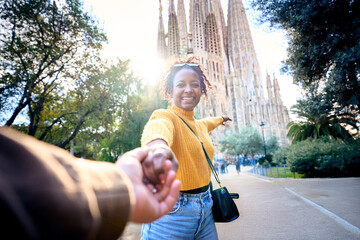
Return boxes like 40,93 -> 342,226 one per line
141,188 -> 218,240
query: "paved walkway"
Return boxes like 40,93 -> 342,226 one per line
120,165 -> 360,240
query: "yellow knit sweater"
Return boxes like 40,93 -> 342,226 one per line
141,105 -> 224,191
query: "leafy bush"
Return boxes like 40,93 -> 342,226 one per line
258,154 -> 273,166
272,145 -> 290,165
285,137 -> 360,177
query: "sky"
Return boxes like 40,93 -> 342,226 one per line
83,0 -> 302,119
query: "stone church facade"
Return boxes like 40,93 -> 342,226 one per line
157,0 -> 290,147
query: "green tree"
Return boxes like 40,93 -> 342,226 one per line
219,125 -> 263,159
251,0 -> 360,121
218,131 -> 241,156
265,134 -> 280,154
23,58 -> 140,151
0,0 -> 106,134
287,94 -> 357,142
97,82 -> 168,162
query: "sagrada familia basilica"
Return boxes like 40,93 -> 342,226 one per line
157,0 -> 290,146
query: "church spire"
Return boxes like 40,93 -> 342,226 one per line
206,0 -> 214,13
205,0 -> 220,55
266,72 -> 274,102
168,0 -> 180,58
177,0 -> 188,57
169,0 -> 175,14
191,0 -> 206,51
227,0 -> 264,98
157,0 -> 167,59
273,73 -> 282,104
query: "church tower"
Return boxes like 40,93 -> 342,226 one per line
177,0 -> 188,56
157,0 -> 167,59
167,0 -> 180,58
157,0 -> 290,146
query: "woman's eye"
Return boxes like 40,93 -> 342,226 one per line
192,84 -> 200,88
177,83 -> 185,88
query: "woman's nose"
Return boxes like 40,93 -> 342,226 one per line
184,84 -> 193,93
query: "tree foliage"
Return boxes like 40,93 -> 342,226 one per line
264,134 -> 280,154
284,137 -> 360,177
0,0 -> 106,134
39,59 -> 141,149
219,125 -> 265,158
272,145 -> 290,165
287,93 -> 358,142
251,0 -> 360,121
97,83 -> 168,162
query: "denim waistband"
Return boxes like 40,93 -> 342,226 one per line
181,184 -> 209,194
178,187 -> 211,202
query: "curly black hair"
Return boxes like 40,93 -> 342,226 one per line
161,56 -> 212,100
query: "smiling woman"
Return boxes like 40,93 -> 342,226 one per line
139,57 -> 232,240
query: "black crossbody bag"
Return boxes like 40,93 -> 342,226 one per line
172,112 -> 240,222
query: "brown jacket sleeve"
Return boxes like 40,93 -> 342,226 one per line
0,127 -> 134,240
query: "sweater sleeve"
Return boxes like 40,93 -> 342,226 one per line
0,127 -> 132,240
200,116 -> 224,132
141,109 -> 175,147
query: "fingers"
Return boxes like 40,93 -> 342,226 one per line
221,116 -> 232,126
153,160 -> 174,198
158,178 -> 180,217
118,147 -> 150,164
152,150 -> 168,176
152,169 -> 180,218
169,154 -> 179,172
157,160 -> 173,188
142,146 -> 176,185
116,147 -> 150,183
222,116 -> 232,122
142,152 -> 160,184
129,162 -> 180,223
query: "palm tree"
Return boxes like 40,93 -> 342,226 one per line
287,121 -> 353,142
287,98 -> 357,143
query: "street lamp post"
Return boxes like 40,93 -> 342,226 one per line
260,121 -> 267,156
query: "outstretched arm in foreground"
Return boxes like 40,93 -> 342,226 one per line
0,127 -> 180,239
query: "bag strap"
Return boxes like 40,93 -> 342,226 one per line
171,111 -> 222,188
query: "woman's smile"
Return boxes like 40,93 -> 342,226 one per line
172,68 -> 202,111
182,97 -> 195,101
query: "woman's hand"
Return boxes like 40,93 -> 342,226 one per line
222,116 -> 232,125
142,140 -> 179,191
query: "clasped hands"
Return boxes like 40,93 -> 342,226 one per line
115,140 -> 179,223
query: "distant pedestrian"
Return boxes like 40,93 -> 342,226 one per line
236,158 -> 241,175
214,161 -> 220,174
221,162 -> 226,174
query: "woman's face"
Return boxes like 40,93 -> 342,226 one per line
171,68 -> 202,111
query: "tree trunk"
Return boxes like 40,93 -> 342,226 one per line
38,112 -> 76,140
5,79 -> 33,127
28,96 -> 46,136
5,99 -> 30,127
59,110 -> 91,149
